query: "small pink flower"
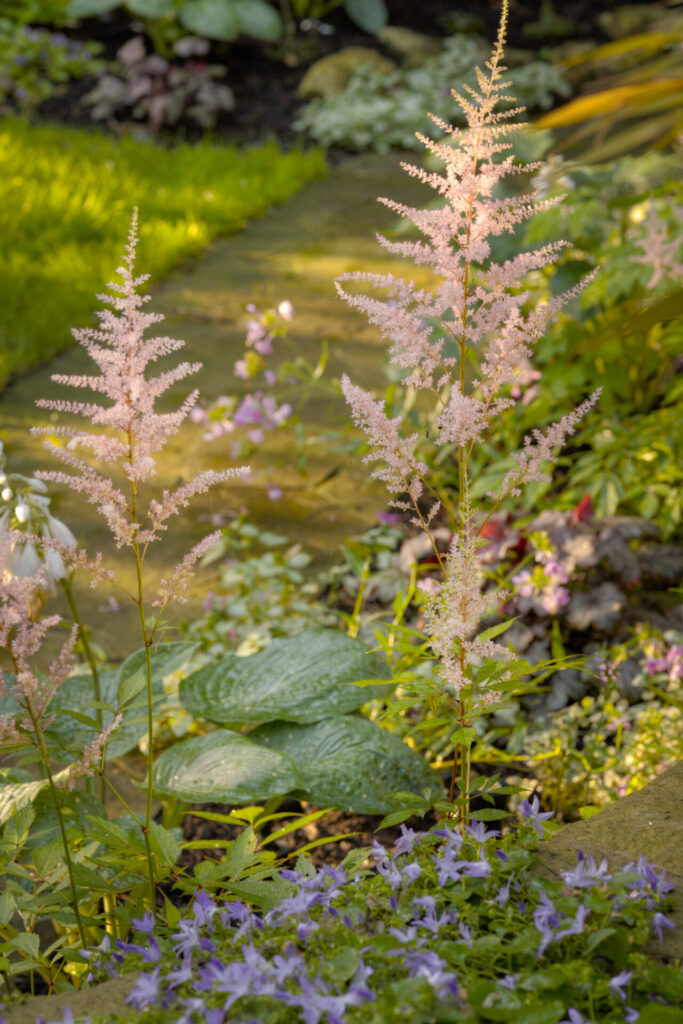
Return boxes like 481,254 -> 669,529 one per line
267,483 -> 283,501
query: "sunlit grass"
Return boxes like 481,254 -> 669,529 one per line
0,119 -> 326,388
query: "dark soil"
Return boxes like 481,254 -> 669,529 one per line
31,0 -> 629,149
178,801 -> 438,875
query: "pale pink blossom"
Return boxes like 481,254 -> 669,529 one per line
64,712 -> 124,791
32,210 -> 249,596
633,201 -> 683,288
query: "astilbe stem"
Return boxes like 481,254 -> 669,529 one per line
32,210 -> 250,912
337,0 -> 600,823
0,543 -> 86,946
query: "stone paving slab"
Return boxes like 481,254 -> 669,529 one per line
537,760 -> 683,960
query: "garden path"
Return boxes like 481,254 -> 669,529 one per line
0,152 -> 431,659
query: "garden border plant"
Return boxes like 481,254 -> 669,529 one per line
0,1 -> 681,1019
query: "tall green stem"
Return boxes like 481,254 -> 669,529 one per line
25,701 -> 87,947
133,539 -> 157,914
60,575 -> 105,804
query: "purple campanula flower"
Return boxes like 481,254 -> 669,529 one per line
624,1008 -> 639,1023
555,903 -> 589,941
498,974 -> 517,990
533,892 -> 562,956
652,911 -> 675,942
559,1010 -> 587,1024
495,849 -> 509,862
131,911 -> 155,933
271,949 -> 304,983
561,850 -> 611,889
434,846 -> 466,885
494,878 -> 511,906
166,954 -> 194,990
404,949 -> 458,1000
402,860 -> 422,883
297,919 -> 320,940
126,967 -> 161,1010
388,924 -> 421,945
609,970 -> 633,1002
466,821 -> 500,844
193,889 -> 218,929
458,921 -> 473,947
394,824 -> 420,856
463,852 -> 492,878
372,841 -> 403,889
520,795 -> 554,835
266,887 -> 322,924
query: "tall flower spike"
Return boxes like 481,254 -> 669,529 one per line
32,210 -> 249,552
337,2 -> 599,506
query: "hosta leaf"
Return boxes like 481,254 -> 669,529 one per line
179,629 -> 392,725
127,0 -> 175,15
251,714 -> 442,814
152,730 -> 304,804
179,0 -> 241,40
344,0 -> 387,34
47,642 -> 197,763
66,0 -> 120,14
234,0 -> 282,40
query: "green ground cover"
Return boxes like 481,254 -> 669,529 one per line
0,119 -> 325,389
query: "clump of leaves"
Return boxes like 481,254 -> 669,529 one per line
0,20 -> 103,113
83,36 -> 234,133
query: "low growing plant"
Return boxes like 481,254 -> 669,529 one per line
47,813 -> 682,1023
83,35 -> 235,133
0,20 -> 103,114
294,33 -> 570,152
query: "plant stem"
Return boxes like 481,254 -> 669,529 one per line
133,539 -> 157,915
61,574 -> 106,804
25,702 -> 87,947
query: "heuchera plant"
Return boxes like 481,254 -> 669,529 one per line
337,0 -> 599,821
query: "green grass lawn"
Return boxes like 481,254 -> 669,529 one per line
0,119 -> 326,390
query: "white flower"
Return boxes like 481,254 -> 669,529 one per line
15,503 -> 31,524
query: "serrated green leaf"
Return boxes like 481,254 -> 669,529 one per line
469,808 -> 508,821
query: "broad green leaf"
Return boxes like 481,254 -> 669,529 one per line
234,0 -> 282,40
179,629 -> 391,725
0,768 -> 68,828
66,0 -> 120,14
152,729 -> 304,804
179,0 -> 241,40
127,0 -> 175,15
344,0 -> 387,34
47,642 -> 197,763
251,714 -> 442,814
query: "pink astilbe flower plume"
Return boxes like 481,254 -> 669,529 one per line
31,209 -> 249,585
28,212 -> 251,911
337,1 -> 601,811
0,533 -> 77,729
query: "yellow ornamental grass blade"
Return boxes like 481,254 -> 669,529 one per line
536,79 -> 683,128
561,31 -> 683,68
